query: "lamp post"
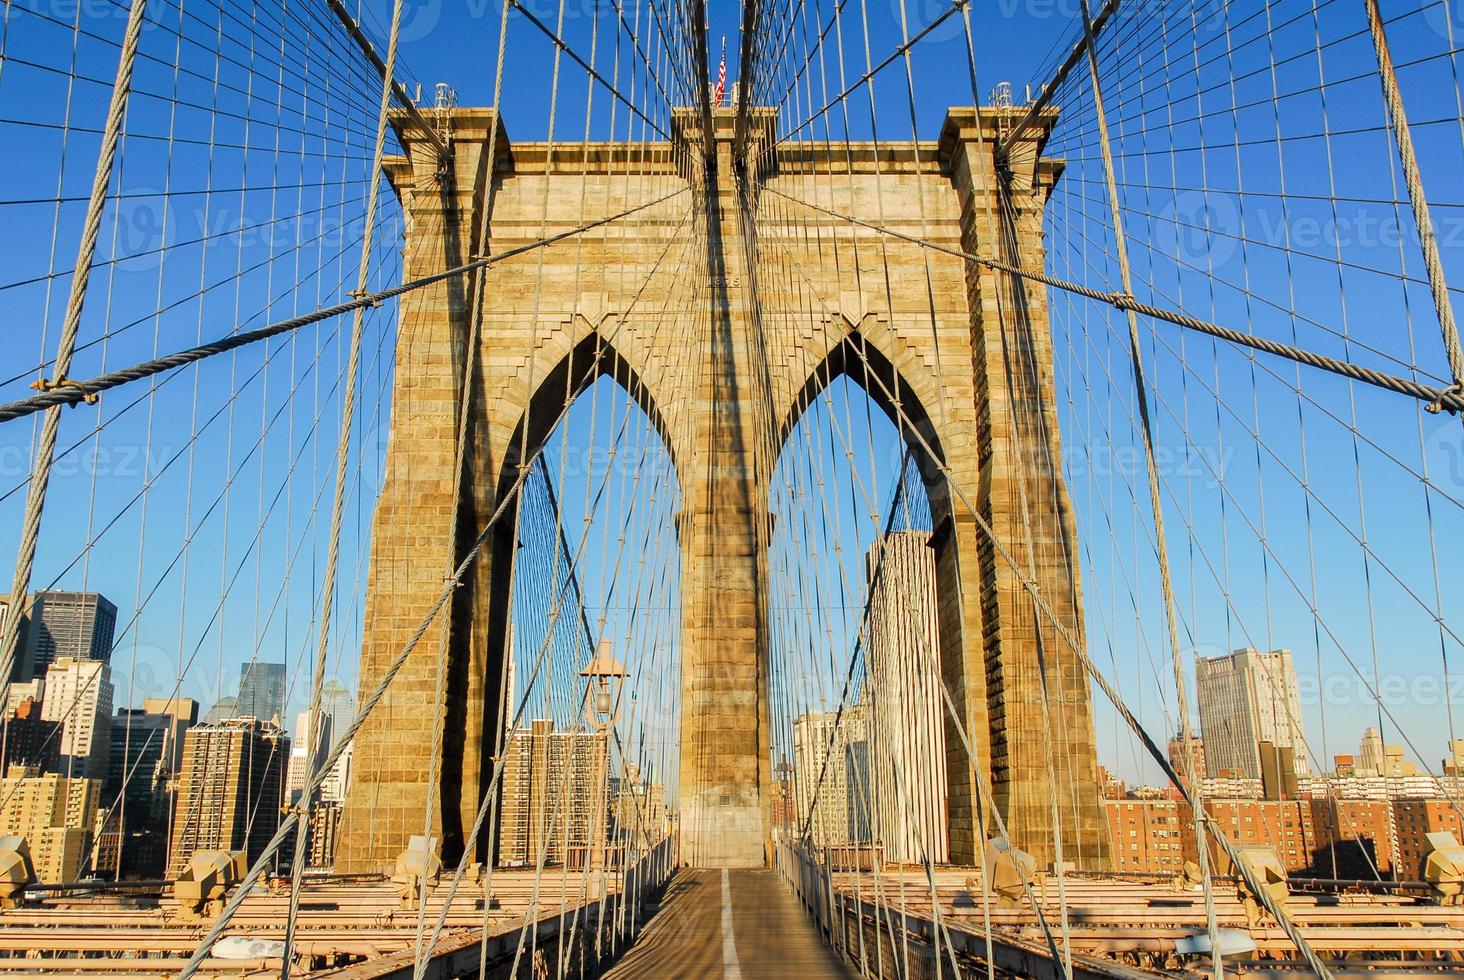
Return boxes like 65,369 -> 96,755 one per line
580,640 -> 628,732
579,641 -> 627,884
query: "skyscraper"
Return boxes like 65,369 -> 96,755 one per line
40,656 -> 113,778
791,704 -> 869,848
285,708 -> 333,804
0,766 -> 99,883
496,719 -> 608,867
320,680 -> 355,746
863,531 -> 949,865
1196,648 -> 1309,781
2,698 -> 60,772
1168,729 -> 1207,783
9,591 -> 117,682
167,717 -> 288,876
235,661 -> 285,723
99,698 -> 196,878
1359,727 -> 1386,773
202,697 -> 238,725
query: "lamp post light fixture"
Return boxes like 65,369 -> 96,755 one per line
579,641 -> 628,890
580,640 -> 628,732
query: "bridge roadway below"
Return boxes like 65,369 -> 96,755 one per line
603,868 -> 858,979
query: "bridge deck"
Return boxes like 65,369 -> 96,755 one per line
605,869 -> 856,979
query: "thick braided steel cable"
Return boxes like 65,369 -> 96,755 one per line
476,5 -> 683,961
754,186 -> 1464,414
0,0 -> 151,714
0,189 -> 687,425
416,193 -> 704,972
0,211 -> 399,511
751,224 -> 1072,975
1363,0 -> 1464,406
1041,198 -> 1464,665
176,427 -> 570,977
1076,0 -> 1222,969
752,0 -> 977,959
282,0 -> 414,965
0,131 -> 408,829
766,241 -> 1338,971
0,255 -> 390,829
750,15 -> 960,970
997,0 -> 1123,158
0,188 -> 389,401
321,0 -> 447,158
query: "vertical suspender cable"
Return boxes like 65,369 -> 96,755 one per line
282,0 -> 415,971
0,0 -> 151,708
1073,0 -> 1225,974
1362,0 -> 1464,410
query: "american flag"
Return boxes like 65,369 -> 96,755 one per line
713,36 -> 727,106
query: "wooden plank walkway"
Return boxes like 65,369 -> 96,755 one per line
603,869 -> 858,979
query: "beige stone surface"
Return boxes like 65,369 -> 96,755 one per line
338,105 -> 1111,872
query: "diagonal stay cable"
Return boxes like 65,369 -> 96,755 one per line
506,0 -> 671,141
176,437 -> 553,980
756,184 -> 1464,414
764,228 -> 1334,976
0,187 -> 689,425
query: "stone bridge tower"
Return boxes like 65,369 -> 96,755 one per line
336,105 -> 1112,872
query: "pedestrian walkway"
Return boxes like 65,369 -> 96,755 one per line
602,868 -> 858,979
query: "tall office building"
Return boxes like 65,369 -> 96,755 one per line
610,772 -> 667,845
1359,727 -> 1386,773
320,739 -> 353,805
791,704 -> 869,848
1196,648 -> 1309,781
285,708 -> 334,804
202,697 -> 238,726
40,657 -> 113,778
167,717 -> 288,877
2,699 -> 61,771
320,681 -> 355,746
99,698 -> 197,878
863,531 -> 949,865
0,595 -> 25,677
235,661 -> 286,723
1168,729 -> 1207,782
0,766 -> 99,882
10,591 -> 117,682
496,719 -> 608,867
